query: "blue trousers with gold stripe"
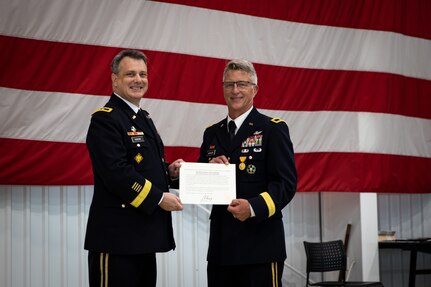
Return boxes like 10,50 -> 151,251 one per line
207,261 -> 284,287
88,252 -> 156,287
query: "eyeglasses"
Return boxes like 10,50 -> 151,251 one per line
222,81 -> 256,90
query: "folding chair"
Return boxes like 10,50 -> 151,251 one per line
304,240 -> 384,286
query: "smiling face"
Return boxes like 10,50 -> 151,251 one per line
111,56 -> 148,107
223,69 -> 258,119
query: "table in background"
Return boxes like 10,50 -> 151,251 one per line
379,238 -> 431,287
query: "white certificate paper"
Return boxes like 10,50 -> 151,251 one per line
179,162 -> 236,205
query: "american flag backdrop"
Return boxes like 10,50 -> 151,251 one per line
0,0 -> 430,193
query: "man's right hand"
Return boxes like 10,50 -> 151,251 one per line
209,155 -> 230,164
160,192 -> 183,211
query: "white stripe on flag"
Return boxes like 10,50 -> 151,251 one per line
1,87 -> 430,158
1,0 -> 430,79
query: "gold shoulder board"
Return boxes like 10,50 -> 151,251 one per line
271,118 -> 285,124
92,107 -> 113,115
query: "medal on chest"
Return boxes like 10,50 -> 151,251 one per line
239,156 -> 246,170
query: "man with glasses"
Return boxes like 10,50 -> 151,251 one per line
198,59 -> 297,287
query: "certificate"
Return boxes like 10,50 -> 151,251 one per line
179,162 -> 236,205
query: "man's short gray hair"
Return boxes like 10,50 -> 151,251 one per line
222,59 -> 258,84
111,50 -> 147,74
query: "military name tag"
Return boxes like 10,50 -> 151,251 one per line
131,136 -> 145,143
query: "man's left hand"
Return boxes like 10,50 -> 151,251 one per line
227,199 -> 251,221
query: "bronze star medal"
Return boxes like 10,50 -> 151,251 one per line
239,156 -> 246,170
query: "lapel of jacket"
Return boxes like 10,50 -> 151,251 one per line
108,94 -> 155,139
213,118 -> 230,152
139,109 -> 161,142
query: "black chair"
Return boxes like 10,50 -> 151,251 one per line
303,240 -> 384,286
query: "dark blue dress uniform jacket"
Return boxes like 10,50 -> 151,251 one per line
84,94 -> 175,255
198,107 -> 297,265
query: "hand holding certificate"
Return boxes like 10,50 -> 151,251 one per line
179,162 -> 236,205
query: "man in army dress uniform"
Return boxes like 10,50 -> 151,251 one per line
85,50 -> 183,287
198,60 -> 297,287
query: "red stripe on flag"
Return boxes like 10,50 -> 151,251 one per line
0,36 -> 115,96
165,147 -> 431,193
0,138 -> 93,185
164,146 -> 200,164
1,139 -> 429,193
0,139 -> 202,185
1,35 -> 430,119
154,0 -> 431,40
296,152 -> 431,193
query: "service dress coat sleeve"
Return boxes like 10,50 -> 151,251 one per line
247,118 -> 297,222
